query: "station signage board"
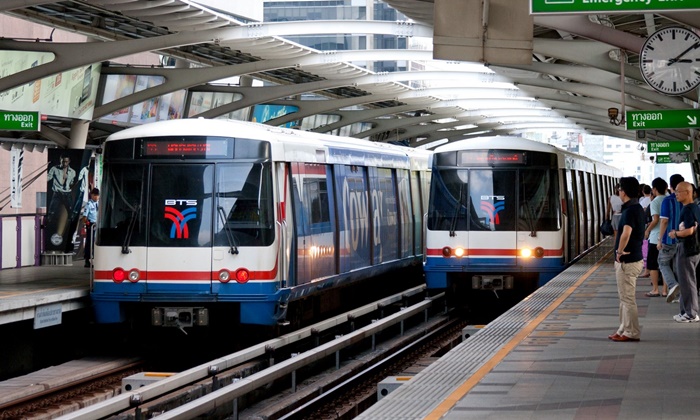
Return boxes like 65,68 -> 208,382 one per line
531,0 -> 700,14
655,154 -> 690,164
647,141 -> 693,154
0,111 -> 41,131
626,109 -> 700,130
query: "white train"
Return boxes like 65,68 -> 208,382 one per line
90,118 -> 432,330
424,136 -> 621,298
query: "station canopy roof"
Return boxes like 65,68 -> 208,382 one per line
0,1 -> 699,149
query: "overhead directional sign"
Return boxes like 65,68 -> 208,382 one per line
647,140 -> 693,154
626,109 -> 700,130
531,0 -> 700,14
0,111 -> 41,131
655,154 -> 690,164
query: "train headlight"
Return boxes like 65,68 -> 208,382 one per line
218,269 -> 231,283
128,269 -> 141,283
112,268 -> 126,283
520,248 -> 533,258
235,269 -> 250,284
454,247 -> 465,258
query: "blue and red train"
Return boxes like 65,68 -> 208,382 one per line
424,136 -> 621,299
89,118 -> 432,330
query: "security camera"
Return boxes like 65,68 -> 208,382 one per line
608,107 -> 619,119
649,155 -> 655,162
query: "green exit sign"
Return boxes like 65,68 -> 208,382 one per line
655,154 -> 690,164
647,140 -> 693,153
531,0 -> 700,14
627,109 -> 700,130
0,111 -> 41,131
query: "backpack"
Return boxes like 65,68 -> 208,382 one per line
644,205 -> 652,224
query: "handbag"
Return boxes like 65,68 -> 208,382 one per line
600,219 -> 614,237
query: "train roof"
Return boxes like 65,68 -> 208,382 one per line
433,136 -> 621,176
105,118 -> 433,171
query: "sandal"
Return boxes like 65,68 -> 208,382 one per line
645,292 -> 660,297
662,294 -> 668,297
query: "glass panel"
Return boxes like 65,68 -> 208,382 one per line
149,165 -> 214,247
518,169 -> 560,232
469,170 -> 516,231
372,168 -> 398,262
214,163 -> 274,247
98,163 -> 147,247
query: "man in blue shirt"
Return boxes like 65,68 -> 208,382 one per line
657,174 -> 684,303
81,188 -> 99,268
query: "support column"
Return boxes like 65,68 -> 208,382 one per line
68,120 -> 90,149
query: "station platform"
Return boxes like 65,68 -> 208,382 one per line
360,239 -> 700,419
0,261 -> 90,327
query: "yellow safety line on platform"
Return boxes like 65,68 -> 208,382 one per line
1,283 -> 84,298
424,251 -> 613,420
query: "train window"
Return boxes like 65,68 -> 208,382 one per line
469,170 -> 516,231
518,169 -> 560,232
148,164 -> 214,247
305,179 -> 330,226
428,168 -> 516,232
214,162 -> 274,247
98,163 -> 147,247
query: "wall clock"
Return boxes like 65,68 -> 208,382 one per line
640,26 -> 700,95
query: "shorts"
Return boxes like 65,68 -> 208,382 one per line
646,242 -> 660,271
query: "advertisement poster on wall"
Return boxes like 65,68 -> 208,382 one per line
44,148 -> 93,253
0,51 -> 100,120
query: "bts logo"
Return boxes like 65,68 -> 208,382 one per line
164,199 -> 197,239
480,198 -> 505,226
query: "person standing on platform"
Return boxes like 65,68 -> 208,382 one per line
609,176 -> 645,342
644,178 -> 667,297
607,184 -> 623,237
639,183 -> 652,279
658,174 -> 684,303
82,188 -> 99,268
669,182 -> 700,323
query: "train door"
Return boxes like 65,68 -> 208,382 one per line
291,162 -> 336,284
146,164 -> 214,293
563,169 -> 576,263
468,169 -> 517,266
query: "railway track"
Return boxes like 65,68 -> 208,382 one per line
0,358 -> 143,420
2,285 -> 463,419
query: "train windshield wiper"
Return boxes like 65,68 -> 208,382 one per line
217,206 -> 239,255
449,183 -> 466,237
523,203 -> 538,237
121,204 -> 140,254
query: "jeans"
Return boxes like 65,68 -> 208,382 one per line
658,243 -> 678,290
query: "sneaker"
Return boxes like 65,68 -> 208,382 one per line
673,314 -> 700,323
672,298 -> 680,304
667,285 -> 680,303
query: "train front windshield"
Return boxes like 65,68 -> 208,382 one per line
428,152 -> 560,233
97,137 -> 274,249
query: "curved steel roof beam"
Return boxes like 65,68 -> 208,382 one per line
496,62 -> 690,110
96,0 -> 177,11
533,14 -> 644,53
